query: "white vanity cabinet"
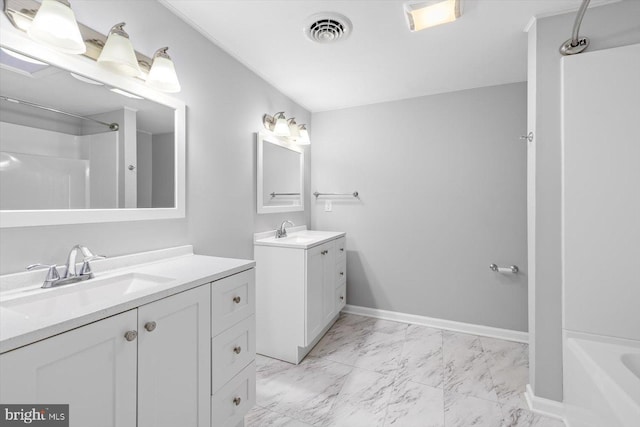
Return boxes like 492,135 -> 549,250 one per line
0,285 -> 210,427
0,262 -> 256,427
255,232 -> 346,364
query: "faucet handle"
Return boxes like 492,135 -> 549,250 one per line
80,255 -> 106,276
27,264 -> 60,283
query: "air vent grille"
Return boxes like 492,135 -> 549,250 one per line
305,13 -> 352,44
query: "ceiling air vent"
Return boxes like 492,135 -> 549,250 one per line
304,13 -> 352,44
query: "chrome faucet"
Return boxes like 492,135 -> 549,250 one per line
27,245 -> 106,288
276,220 -> 294,238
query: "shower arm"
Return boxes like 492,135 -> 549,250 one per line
560,0 -> 591,56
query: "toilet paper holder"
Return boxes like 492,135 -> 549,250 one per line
489,264 -> 519,274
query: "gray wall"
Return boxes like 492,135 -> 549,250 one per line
0,0 -> 310,274
528,0 -> 640,401
311,83 -> 528,332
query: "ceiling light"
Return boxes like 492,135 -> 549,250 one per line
404,0 -> 461,32
146,47 -> 181,93
0,47 -> 48,65
110,88 -> 143,99
97,22 -> 141,77
27,0 -> 86,54
297,125 -> 311,145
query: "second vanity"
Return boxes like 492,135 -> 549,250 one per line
0,246 -> 255,427
254,227 -> 346,364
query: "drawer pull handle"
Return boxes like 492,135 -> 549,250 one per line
339,272 -> 344,276
233,346 -> 242,354
233,396 -> 242,406
124,330 -> 137,342
233,296 -> 241,304
144,321 -> 157,332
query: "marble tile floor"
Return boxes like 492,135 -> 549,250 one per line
245,313 -> 565,427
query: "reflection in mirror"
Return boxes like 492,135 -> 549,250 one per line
257,132 -> 304,214
0,46 -> 175,211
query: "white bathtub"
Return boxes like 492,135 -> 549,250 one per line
564,331 -> 640,427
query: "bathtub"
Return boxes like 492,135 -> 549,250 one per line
563,331 -> 640,427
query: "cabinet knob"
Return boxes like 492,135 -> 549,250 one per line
233,346 -> 242,354
340,296 -> 344,301
233,296 -> 241,304
144,321 -> 157,332
340,248 -> 344,252
339,272 -> 344,276
233,397 -> 242,406
124,330 -> 138,341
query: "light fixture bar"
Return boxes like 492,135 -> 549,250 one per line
3,0 -> 153,75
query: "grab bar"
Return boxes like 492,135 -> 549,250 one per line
489,264 -> 519,274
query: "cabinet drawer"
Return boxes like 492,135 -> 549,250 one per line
336,259 -> 346,287
335,237 -> 346,261
212,315 -> 255,394
211,362 -> 256,427
336,283 -> 346,312
212,269 -> 255,336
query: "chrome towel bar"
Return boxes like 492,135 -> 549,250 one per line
313,191 -> 359,199
270,192 -> 300,198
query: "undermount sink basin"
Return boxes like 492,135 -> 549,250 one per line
255,229 -> 345,249
1,273 -> 175,319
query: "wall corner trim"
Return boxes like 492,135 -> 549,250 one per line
524,384 -> 566,423
342,304 -> 528,343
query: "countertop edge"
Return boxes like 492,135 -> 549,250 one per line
0,258 -> 255,354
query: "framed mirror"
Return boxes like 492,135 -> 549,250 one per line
257,131 -> 304,214
0,27 -> 185,228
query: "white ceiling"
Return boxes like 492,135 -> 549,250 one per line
162,0 -> 607,112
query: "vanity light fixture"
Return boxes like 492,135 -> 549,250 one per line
97,23 -> 141,77
146,47 -> 181,93
27,0 -> 86,54
263,112 -> 291,137
404,0 -> 461,32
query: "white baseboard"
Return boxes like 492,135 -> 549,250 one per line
524,384 -> 566,423
342,304 -> 528,343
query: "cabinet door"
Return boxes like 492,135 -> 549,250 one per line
0,311 -> 137,427
137,286 -> 211,427
322,242 -> 336,323
305,244 -> 325,344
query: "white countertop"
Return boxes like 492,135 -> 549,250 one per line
0,247 -> 254,354
254,226 -> 346,249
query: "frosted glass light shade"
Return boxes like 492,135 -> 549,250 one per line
273,114 -> 290,136
298,125 -> 311,145
288,119 -> 301,140
146,48 -> 181,93
98,25 -> 141,77
27,0 -> 86,54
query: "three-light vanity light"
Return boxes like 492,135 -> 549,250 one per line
263,112 -> 311,145
3,0 -> 181,93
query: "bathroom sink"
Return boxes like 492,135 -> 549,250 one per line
255,229 -> 345,249
1,273 -> 174,319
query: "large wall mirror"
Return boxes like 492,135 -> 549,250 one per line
257,132 -> 304,214
0,28 -> 185,227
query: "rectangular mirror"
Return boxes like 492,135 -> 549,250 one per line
257,131 -> 304,214
0,32 -> 185,228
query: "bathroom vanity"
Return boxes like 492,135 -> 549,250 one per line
0,246 -> 255,427
254,227 -> 346,364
